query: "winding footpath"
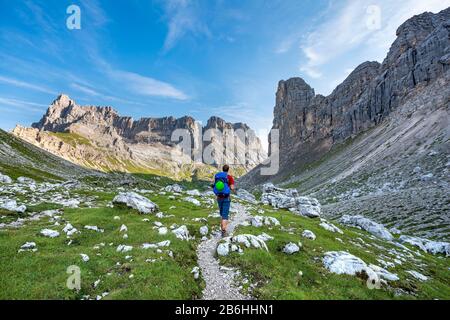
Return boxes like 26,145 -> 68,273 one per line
197,202 -> 252,300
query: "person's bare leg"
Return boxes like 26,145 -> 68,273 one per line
223,219 -> 228,232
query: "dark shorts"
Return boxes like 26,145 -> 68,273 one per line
217,197 -> 231,220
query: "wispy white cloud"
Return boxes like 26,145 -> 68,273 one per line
0,75 -> 56,95
80,0 -> 111,27
113,70 -> 189,100
0,97 -> 48,113
162,0 -> 211,52
299,0 -> 450,82
70,83 -> 101,96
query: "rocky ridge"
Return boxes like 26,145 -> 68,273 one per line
13,95 -> 266,178
240,8 -> 450,240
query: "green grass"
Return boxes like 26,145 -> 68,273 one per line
218,205 -> 450,300
49,132 -> 93,148
0,191 -> 221,299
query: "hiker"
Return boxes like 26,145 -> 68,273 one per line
212,164 -> 235,236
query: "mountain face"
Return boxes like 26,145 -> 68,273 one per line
13,95 -> 266,179
268,8 -> 450,175
241,8 -> 450,240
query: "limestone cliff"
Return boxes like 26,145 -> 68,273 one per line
13,95 -> 266,179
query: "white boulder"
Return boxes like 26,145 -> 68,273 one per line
217,242 -> 230,256
251,216 -> 280,227
84,225 -> 104,233
186,189 -> 201,196
0,200 -> 26,213
113,192 -> 158,214
116,244 -> 133,253
63,223 -> 78,236
40,229 -> 60,238
302,230 -> 316,240
261,184 -> 320,218
296,197 -> 321,218
172,225 -> 190,240
183,197 -> 201,206
399,235 -> 450,256
323,251 -> 368,275
191,266 -> 200,279
217,234 -> 269,256
283,242 -> 300,254
158,227 -> 168,235
199,225 -> 208,236
19,242 -> 37,252
0,173 -> 12,184
17,176 -> 35,184
323,251 -> 399,282
257,233 -> 274,242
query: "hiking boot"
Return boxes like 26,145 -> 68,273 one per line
221,230 -> 227,237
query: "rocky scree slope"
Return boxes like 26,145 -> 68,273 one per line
0,128 -> 97,182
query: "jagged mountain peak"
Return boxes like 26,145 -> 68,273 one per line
15,95 -> 266,176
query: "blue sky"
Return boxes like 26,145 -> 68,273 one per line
1,0 -> 449,150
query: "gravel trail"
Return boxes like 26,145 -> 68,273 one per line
197,202 -> 252,300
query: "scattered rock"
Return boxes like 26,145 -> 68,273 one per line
339,215 -> 393,240
19,242 -> 37,252
199,225 -> 209,236
40,228 -> 59,238
406,270 -> 428,281
257,233 -> 274,242
119,224 -> 127,233
17,176 -> 35,184
296,197 -> 321,218
217,242 -> 230,256
261,184 -> 321,218
158,227 -> 168,235
191,266 -> 200,279
116,244 -> 133,253
251,215 -> 280,227
80,254 -> 90,262
283,242 -> 300,254
319,221 -> 343,234
164,184 -> 183,193
323,251 -> 399,282
59,199 -> 80,208
302,230 -> 316,240
172,225 -> 190,240
217,234 -> 269,256
183,197 -> 201,206
0,200 -> 26,213
63,223 -> 78,236
236,189 -> 257,203
0,173 -> 12,184
399,235 -> 450,256
84,225 -> 104,233
186,189 -> 201,196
